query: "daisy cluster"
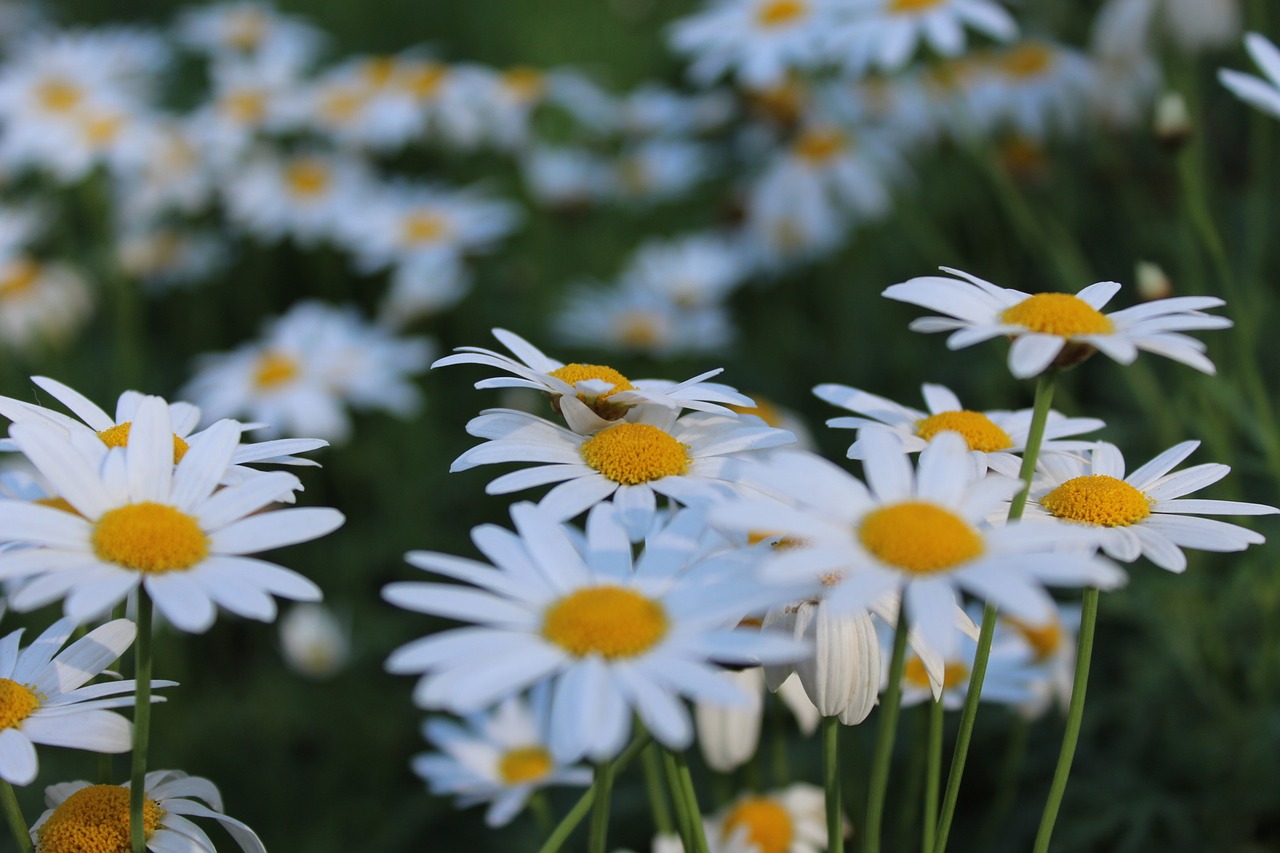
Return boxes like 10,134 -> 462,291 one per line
0,378 -> 344,851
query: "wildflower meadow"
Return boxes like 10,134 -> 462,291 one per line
0,0 -> 1278,851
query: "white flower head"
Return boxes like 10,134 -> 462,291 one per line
826,0 -> 1018,77
669,0 -> 833,89
702,783 -> 831,853
1220,32 -> 1280,120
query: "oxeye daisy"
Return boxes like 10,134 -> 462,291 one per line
383,502 -> 806,762
668,0 -> 833,89
434,328 -> 755,432
709,432 -> 1124,658
31,769 -> 265,853
414,689 -> 591,827
1219,32 -> 1280,119
813,381 -> 1104,477
451,406 -> 794,540
702,783 -> 831,853
827,0 -> 1018,77
895,628 -> 1037,710
1020,441 -> 1278,572
883,266 -> 1232,378
0,617 -> 166,786
995,603 -> 1079,717
0,396 -> 344,632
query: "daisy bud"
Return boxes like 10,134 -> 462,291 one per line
791,599 -> 882,724
695,667 -> 765,772
1135,260 -> 1173,302
1154,91 -> 1192,150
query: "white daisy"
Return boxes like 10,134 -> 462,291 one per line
994,603 -> 1079,718
827,0 -> 1018,77
883,266 -> 1232,378
0,257 -> 92,355
669,0 -> 833,89
520,145 -> 618,209
813,381 -> 1104,477
414,689 -> 592,827
278,603 -> 349,679
709,431 -> 1124,659
976,40 -> 1097,138
0,395 -> 344,632
175,1 -> 323,73
1219,33 -> 1280,120
1021,441 -> 1278,572
452,406 -> 794,540
895,627 -> 1037,710
612,139 -> 711,205
222,149 -> 372,246
553,282 -> 737,359
434,328 -> 756,432
31,769 -> 265,853
0,617 -> 164,786
620,232 -> 749,311
384,501 -> 807,762
695,667 -> 765,772
701,784 -> 830,853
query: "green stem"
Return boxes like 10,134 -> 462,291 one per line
922,697 -> 944,853
1009,373 -> 1057,521
1032,587 -> 1100,853
822,716 -> 843,853
864,609 -> 909,853
529,792 -> 553,834
588,760 -> 615,853
537,732 -> 649,853
130,590 -> 153,853
668,749 -> 710,853
0,779 -> 32,853
641,743 -> 675,835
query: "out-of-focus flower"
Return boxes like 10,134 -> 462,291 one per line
175,1 -> 323,74
1219,33 -> 1280,120
279,603 -> 349,678
702,784 -> 831,853
696,667 -> 766,772
0,256 -> 92,355
669,0 -> 833,89
826,0 -> 1017,77
222,150 -> 371,246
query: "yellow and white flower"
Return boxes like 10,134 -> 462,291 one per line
828,0 -> 1018,76
702,784 -> 831,853
1220,33 -> 1280,120
669,0 -> 833,89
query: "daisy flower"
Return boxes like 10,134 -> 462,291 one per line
1219,33 -> 1280,119
175,0 -> 323,73
31,769 -> 265,853
669,0 -> 833,89
553,282 -> 737,359
452,406 -> 794,540
976,40 -> 1097,138
695,667 -> 765,772
0,617 -> 164,786
621,232 -> 749,311
702,784 -> 830,853
434,328 -> 755,432
0,257 -> 92,355
1021,441 -> 1278,572
384,502 -> 806,762
813,381 -> 1104,477
895,627 -> 1037,710
709,431 -> 1124,658
278,603 -> 350,679
827,0 -> 1018,77
995,603 -> 1079,718
0,396 -> 344,632
883,266 -> 1232,378
414,689 -> 591,827
222,150 -> 371,246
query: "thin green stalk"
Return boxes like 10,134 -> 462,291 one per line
588,760 -> 616,853
822,716 -> 843,853
922,697 -> 944,853
0,779 -> 32,853
641,743 -> 675,835
770,710 -> 790,787
662,749 -> 696,849
1009,373 -> 1056,521
668,749 -> 710,853
529,792 -> 553,834
1033,587 -> 1100,853
131,590 -> 154,853
537,732 -> 650,853
864,609 -> 909,853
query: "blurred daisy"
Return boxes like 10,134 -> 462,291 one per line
710,431 -> 1123,658
695,667 -> 765,772
828,0 -> 1018,77
1095,0 -> 1240,57
521,145 -> 618,209
621,232 -> 749,310
384,502 -> 806,762
554,283 -> 737,360
669,0 -> 832,88
0,396 -> 344,632
0,257 -> 92,355
612,140 -> 711,204
279,603 -> 350,679
702,784 -> 830,853
117,225 -> 230,291
896,628 -> 1037,710
995,603 -> 1079,717
222,150 -> 371,246
0,617 -> 160,786
1021,441 -> 1278,572
32,769 -> 265,853
978,41 -> 1097,138
176,1 -> 323,73
414,690 -> 591,826
187,60 -> 299,167
1220,33 -> 1280,120
883,266 -> 1232,378
452,407 -> 794,540
813,382 -> 1104,477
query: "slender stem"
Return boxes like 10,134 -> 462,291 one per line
1008,373 -> 1056,521
922,697 -> 944,853
641,743 -> 675,835
588,760 -> 616,853
864,609 -> 909,853
668,749 -> 710,853
130,590 -> 154,853
529,792 -> 553,834
537,732 -> 650,853
1033,587 -> 1100,853
662,749 -> 696,849
0,780 -> 32,853
821,716 -> 843,853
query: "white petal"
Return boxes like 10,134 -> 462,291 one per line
209,507 -> 344,555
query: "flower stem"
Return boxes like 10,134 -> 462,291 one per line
1033,587 -> 1100,853
822,715 -> 843,853
588,759 -> 615,853
922,697 -> 944,853
641,743 -> 675,835
1008,372 -> 1056,522
537,732 -> 649,853
667,749 -> 710,853
662,749 -> 697,849
864,608 -> 909,853
0,780 -> 32,853
130,590 -> 153,853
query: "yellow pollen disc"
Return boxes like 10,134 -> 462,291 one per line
999,292 -> 1115,337
502,67 -> 544,100
616,313 -> 663,349
363,57 -> 398,87
35,496 -> 80,515
579,423 -> 690,485
915,411 -> 1014,453
321,90 -> 363,122
1040,475 -> 1152,527
858,501 -> 983,575
254,350 -> 301,390
96,423 -> 190,464
904,657 -> 970,690
0,259 -> 40,298
221,90 -> 266,123
722,797 -> 793,853
0,678 -> 40,729
226,10 -> 266,51
285,159 -> 331,197
91,502 -> 209,574
547,364 -> 634,399
36,785 -> 164,853
756,0 -> 808,28
406,63 -> 448,97
83,114 -> 123,145
37,78 -> 83,113
542,586 -> 667,659
890,0 -> 944,11
1004,616 -> 1063,662
999,43 -> 1055,79
498,746 -> 553,785
793,128 -> 845,164
400,211 -> 450,245
729,397 -> 784,428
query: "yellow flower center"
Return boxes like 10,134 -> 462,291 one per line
400,212 -> 450,245
0,678 -> 40,730
999,43 -> 1056,79
321,90 -> 363,123
226,10 -> 267,51
756,0 -> 808,28
615,313 -> 664,349
1040,475 -> 1152,527
362,56 -> 398,87
0,259 -> 40,298
904,657 -> 970,690
284,159 -> 331,197
221,90 -> 267,123
97,423 -> 190,464
1004,616 -> 1063,663
999,293 -> 1115,337
890,0 -> 944,13
793,128 -> 845,164
36,785 -> 164,853
915,411 -> 1014,453
37,78 -> 83,113
502,67 -> 544,100
729,398 -> 784,428
253,350 -> 301,390
548,364 -> 636,419
406,63 -> 449,98
579,423 -> 690,485
722,797 -> 793,853
497,746 -> 554,785
91,502 -> 209,574
542,586 -> 667,659
858,501 -> 984,575
83,114 -> 123,146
